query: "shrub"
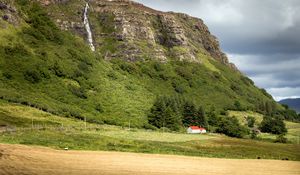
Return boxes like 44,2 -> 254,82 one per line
95,103 -> 104,113
246,116 -> 256,128
216,116 -> 249,138
175,67 -> 193,81
143,123 -> 157,130
107,71 -> 118,80
17,1 -> 63,44
24,70 -> 42,83
241,76 -> 254,85
250,130 -> 258,139
3,44 -> 30,57
120,62 -> 138,74
234,100 -> 243,111
260,116 -> 287,135
3,72 -> 12,79
51,62 -> 66,77
69,86 -> 87,99
275,134 -> 288,143
172,79 -> 187,94
153,62 -> 165,71
260,88 -> 273,98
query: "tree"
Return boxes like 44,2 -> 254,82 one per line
148,96 -> 182,131
182,101 -> 197,127
148,96 -> 167,128
275,134 -> 288,143
207,107 -> 218,126
216,116 -> 249,138
265,101 -> 274,115
163,106 -> 181,131
250,130 -> 258,139
195,106 -> 208,128
246,116 -> 256,128
234,100 -> 242,111
260,116 -> 287,135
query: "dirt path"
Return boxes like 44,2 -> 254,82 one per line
0,144 -> 299,175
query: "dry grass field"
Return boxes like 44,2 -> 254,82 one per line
0,144 -> 300,175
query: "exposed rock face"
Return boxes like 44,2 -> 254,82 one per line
39,0 -> 236,69
38,0 -> 70,6
0,2 -> 19,25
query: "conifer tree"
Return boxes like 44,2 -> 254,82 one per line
196,106 -> 208,128
182,101 -> 197,126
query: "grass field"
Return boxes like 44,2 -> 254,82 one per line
1,101 -> 300,160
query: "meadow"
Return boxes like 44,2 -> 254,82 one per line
1,100 -> 299,160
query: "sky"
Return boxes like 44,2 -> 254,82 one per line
134,0 -> 300,101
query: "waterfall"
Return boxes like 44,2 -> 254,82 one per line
83,3 -> 95,52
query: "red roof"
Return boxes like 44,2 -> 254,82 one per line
189,126 -> 206,130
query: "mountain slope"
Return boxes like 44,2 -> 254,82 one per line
279,98 -> 300,113
0,0 -> 284,127
40,0 -> 235,68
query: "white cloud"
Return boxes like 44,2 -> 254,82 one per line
267,87 -> 300,101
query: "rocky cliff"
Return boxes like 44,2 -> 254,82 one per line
37,0 -> 237,69
0,0 -> 281,127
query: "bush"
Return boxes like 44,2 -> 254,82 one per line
51,62 -> 66,77
172,79 -> 187,94
69,86 -> 87,99
95,103 -> 104,113
275,134 -> 288,143
241,76 -> 254,85
260,116 -> 287,135
107,71 -> 118,80
175,67 -> 193,81
4,44 -> 30,57
234,100 -> 243,111
216,116 -> 249,138
246,116 -> 256,128
143,123 -> 157,130
2,72 -> 13,79
24,70 -> 42,83
119,62 -> 138,74
250,130 -> 258,139
23,2 -> 63,44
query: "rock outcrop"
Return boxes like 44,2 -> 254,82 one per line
0,2 -> 19,25
39,0 -> 236,69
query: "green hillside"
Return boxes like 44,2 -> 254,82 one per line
0,0 -> 293,130
0,1 -> 300,162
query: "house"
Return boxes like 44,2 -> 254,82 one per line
187,126 -> 206,134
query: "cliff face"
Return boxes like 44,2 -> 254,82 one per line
0,0 -> 280,127
38,0 -> 237,69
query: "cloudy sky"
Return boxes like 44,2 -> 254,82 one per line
135,0 -> 300,101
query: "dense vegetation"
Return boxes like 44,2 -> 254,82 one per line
148,96 -> 208,131
0,0 -> 298,134
260,116 -> 287,135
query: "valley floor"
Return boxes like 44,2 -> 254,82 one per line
0,143 -> 299,175
0,100 -> 300,161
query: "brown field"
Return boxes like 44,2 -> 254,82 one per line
0,144 -> 299,175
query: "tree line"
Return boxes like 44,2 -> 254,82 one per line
148,96 -> 288,139
148,96 -> 248,138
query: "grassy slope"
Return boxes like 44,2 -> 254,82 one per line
0,0 -> 280,129
228,111 -> 300,143
0,100 -> 299,160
